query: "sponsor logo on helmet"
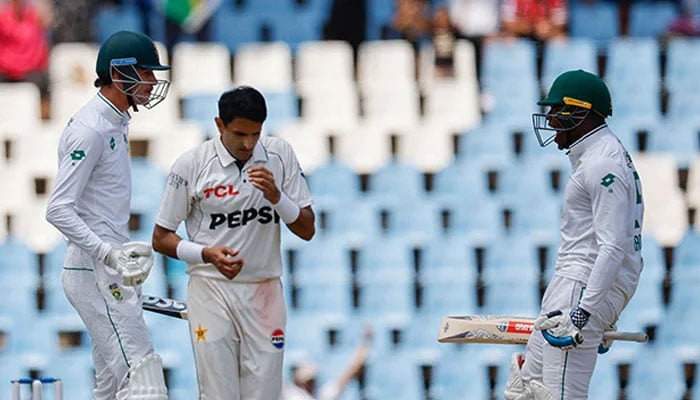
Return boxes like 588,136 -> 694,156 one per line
271,329 -> 285,349
209,206 -> 280,229
563,96 -> 592,110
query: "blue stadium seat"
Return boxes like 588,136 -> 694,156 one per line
666,37 -> 700,93
457,124 -> 515,163
569,1 -> 619,51
357,265 -> 415,318
264,9 -> 324,52
364,350 -> 425,400
606,38 -> 660,90
587,354 -> 621,399
357,235 -> 415,276
323,198 -> 382,244
420,234 -> 476,275
628,1 -> 679,38
626,346 -> 686,400
481,39 -> 537,92
366,160 -> 426,205
384,199 -> 443,243
482,265 -> 540,316
44,349 -> 94,399
306,160 -> 361,204
429,347 -> 490,400
210,7 -> 262,54
430,158 -> 492,206
672,228 -> 700,279
419,266 -> 477,316
94,5 -> 144,44
131,157 -> 167,212
181,94 -> 219,137
366,0 -> 395,40
260,89 -> 299,136
542,39 -> 598,91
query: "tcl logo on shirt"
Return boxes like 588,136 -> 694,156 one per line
209,206 -> 280,229
203,185 -> 240,199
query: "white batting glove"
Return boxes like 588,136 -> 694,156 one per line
103,247 -> 124,270
117,241 -> 154,286
535,308 -> 589,351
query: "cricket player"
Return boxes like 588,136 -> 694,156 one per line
45,30 -> 171,399
505,70 -> 645,400
151,86 -> 315,400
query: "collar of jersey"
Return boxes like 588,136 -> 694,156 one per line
96,92 -> 131,125
214,135 -> 268,168
567,124 -> 609,166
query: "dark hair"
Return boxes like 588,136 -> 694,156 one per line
94,71 -> 113,87
218,86 -> 267,125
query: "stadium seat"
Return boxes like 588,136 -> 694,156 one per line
49,86 -> 95,126
366,160 -> 426,206
569,1 -> 619,51
587,354 -> 622,399
322,198 -> 382,244
233,42 -> 294,92
481,39 -> 537,112
94,4 -> 144,44
626,346 -> 686,400
149,121 -> 205,173
418,266 -> 477,316
357,40 -> 416,95
275,120 -> 330,173
14,200 -> 63,254
334,122 -> 392,174
541,39 -> 598,91
305,159 -> 362,204
295,40 -> 355,96
299,86 -> 360,132
686,156 -> 700,213
418,39 -> 479,94
210,7 -> 262,54
384,199 -> 442,243
264,8 -> 324,52
181,94 -> 219,137
628,1 -> 679,38
422,80 -> 481,134
606,38 -> 660,89
666,37 -> 700,93
430,158 -> 492,207
364,349 -> 425,400
634,153 -> 688,247
171,42 -> 232,97
129,90 -> 179,133
429,347 -> 490,400
396,119 -> 455,173
49,43 -> 99,92
366,0 -> 395,40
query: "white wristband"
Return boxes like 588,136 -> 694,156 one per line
274,192 -> 301,224
176,240 -> 205,264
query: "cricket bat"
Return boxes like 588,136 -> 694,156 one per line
142,295 -> 188,320
438,315 -> 648,344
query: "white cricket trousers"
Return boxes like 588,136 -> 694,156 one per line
187,275 -> 286,400
521,275 -> 629,400
62,244 -> 157,400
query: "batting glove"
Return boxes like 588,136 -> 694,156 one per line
116,241 -> 154,286
103,247 -> 124,270
535,308 -> 589,351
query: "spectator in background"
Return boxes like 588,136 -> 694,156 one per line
431,5 -> 458,78
52,0 -> 92,42
444,0 -> 499,80
282,327 -> 374,400
323,0 -> 367,57
390,0 -> 432,49
667,0 -> 700,36
499,0 -> 568,42
0,0 -> 51,102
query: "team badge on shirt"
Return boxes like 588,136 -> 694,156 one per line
600,173 -> 616,188
108,283 -> 122,301
70,150 -> 86,165
270,329 -> 285,349
195,323 -> 208,342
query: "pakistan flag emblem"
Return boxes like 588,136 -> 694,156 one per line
601,173 -> 616,187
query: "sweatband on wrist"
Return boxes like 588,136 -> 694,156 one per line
176,240 -> 205,264
274,192 -> 300,224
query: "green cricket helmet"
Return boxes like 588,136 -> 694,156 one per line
96,30 -> 171,109
532,69 -> 612,147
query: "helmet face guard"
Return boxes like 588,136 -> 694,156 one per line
532,103 -> 590,147
110,58 -> 170,109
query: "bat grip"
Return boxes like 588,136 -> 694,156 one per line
602,331 -> 648,343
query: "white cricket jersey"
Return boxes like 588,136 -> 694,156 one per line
555,125 -> 645,314
46,93 -> 132,261
156,135 -> 312,282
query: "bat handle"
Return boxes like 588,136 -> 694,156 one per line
602,331 -> 648,343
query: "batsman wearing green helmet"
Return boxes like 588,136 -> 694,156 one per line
505,70 -> 645,400
46,31 -> 171,399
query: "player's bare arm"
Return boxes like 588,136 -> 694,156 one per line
152,224 -> 244,280
247,166 -> 316,241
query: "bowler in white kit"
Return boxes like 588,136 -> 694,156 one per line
504,70 -> 645,400
152,86 -> 315,400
